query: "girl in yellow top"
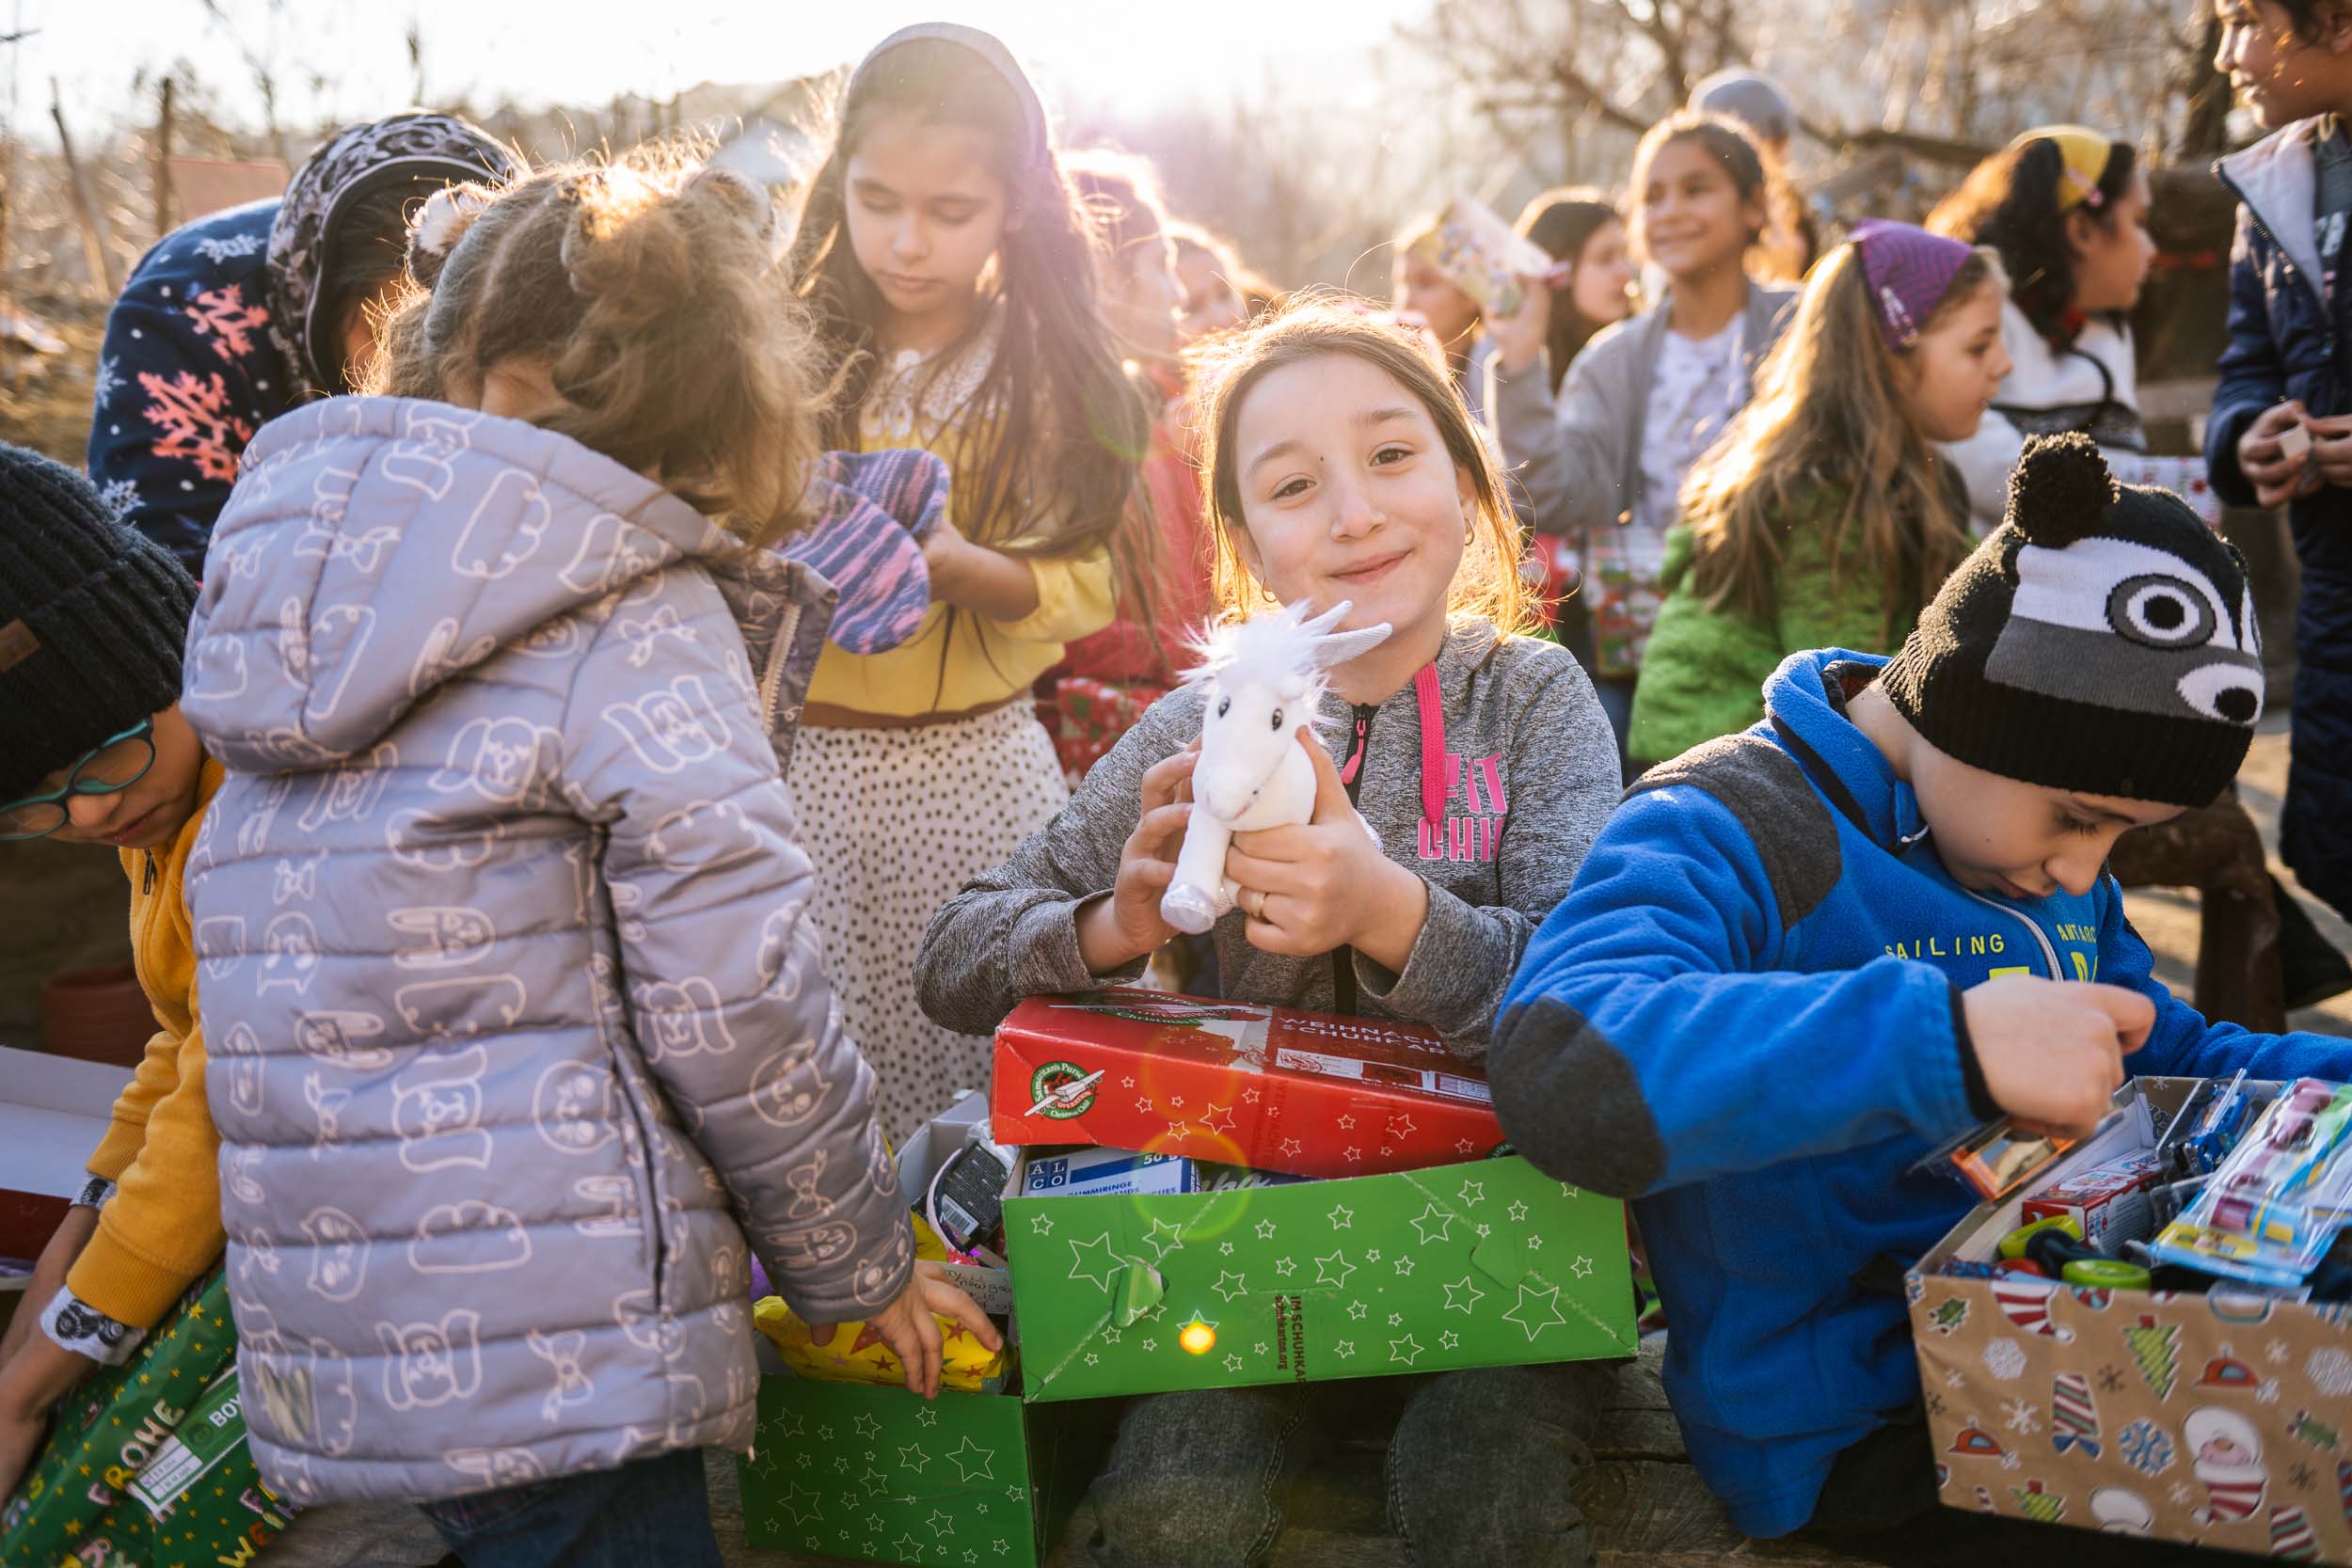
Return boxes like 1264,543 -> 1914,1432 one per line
786,23 -> 1152,1139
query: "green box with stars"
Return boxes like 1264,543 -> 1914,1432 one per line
738,1371 -> 1109,1568
1003,1153 -> 1634,1401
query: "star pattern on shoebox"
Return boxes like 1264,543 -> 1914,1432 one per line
742,1383 -> 1047,1564
1002,1144 -> 1626,1407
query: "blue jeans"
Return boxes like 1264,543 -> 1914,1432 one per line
416,1448 -> 722,1568
1084,1362 -> 1613,1568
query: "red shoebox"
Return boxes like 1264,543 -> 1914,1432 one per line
989,990 -> 1504,1178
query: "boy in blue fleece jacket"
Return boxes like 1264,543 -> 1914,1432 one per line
1491,433 -> 2352,1542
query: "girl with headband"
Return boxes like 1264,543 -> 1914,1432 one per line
1927,126 -> 2160,529
1629,221 -> 2010,765
785,24 -> 1156,1144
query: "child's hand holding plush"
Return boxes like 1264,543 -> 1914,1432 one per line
1962,974 -> 2153,1139
1226,731 -> 1429,969
1077,744 -> 1200,974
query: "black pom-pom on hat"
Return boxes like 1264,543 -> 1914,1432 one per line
1880,429 -> 2265,807
2005,432 -> 2118,547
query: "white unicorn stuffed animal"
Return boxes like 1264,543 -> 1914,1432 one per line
1159,599 -> 1392,935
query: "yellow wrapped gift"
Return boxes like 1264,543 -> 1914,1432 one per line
752,1214 -> 1012,1392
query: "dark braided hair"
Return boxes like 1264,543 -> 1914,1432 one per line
1927,135 -> 2137,346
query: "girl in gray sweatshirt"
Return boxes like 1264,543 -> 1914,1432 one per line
915,300 -> 1621,1568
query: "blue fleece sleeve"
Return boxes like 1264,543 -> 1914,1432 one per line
1489,785 -> 1981,1198
2099,883 -> 2352,1083
2206,210 -> 2286,510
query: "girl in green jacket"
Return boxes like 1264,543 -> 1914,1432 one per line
1628,221 -> 2010,765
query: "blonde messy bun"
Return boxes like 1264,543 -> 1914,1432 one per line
373,143 -> 823,549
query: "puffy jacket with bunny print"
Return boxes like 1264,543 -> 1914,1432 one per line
179,396 -> 913,1505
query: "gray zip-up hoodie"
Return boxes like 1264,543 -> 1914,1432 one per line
1486,278 -> 1800,539
180,397 -> 912,1505
915,625 -> 1618,1052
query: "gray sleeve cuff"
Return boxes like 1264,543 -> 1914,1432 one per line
1351,882 -> 1512,1054
1017,895 -> 1149,993
1488,353 -> 1555,431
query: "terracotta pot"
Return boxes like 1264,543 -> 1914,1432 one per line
40,963 -> 152,1068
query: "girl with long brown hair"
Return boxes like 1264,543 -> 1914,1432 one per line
1484,112 -> 1804,761
784,23 -> 1154,1140
918,297 -> 1621,1568
1629,222 -> 2010,764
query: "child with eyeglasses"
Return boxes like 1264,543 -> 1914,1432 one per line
0,445 -> 226,1497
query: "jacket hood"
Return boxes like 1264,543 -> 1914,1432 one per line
184,396 -> 833,771
2217,117 -> 2326,297
265,113 -> 520,393
1757,648 -> 1927,849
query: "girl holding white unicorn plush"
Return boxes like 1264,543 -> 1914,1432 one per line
917,296 -> 1621,1568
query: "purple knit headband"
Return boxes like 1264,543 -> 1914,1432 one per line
1851,218 -> 1978,350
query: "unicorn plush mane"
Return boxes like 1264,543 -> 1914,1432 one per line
1180,601 -> 1355,709
1158,599 -> 1392,934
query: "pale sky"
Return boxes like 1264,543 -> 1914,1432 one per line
17,0 -> 1437,145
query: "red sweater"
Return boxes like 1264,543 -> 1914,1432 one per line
1059,364 -> 1216,688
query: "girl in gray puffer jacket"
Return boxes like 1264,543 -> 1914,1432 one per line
180,157 -> 994,1564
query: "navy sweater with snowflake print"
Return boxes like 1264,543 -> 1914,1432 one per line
87,199 -> 300,577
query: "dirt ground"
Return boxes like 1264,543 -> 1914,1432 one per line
0,293 -> 106,465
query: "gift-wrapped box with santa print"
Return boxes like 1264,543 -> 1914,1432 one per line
1911,1076 -> 2352,1561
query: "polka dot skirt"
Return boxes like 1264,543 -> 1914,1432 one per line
786,702 -> 1069,1145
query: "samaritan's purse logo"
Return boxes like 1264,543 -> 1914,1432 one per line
1028,1060 -> 1097,1119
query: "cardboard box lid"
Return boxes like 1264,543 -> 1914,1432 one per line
1914,1078 -> 2277,1276
991,990 -> 1502,1180
0,1046 -> 130,1200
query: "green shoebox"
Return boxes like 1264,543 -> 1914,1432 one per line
1004,1153 -> 1634,1401
739,1093 -> 1108,1568
739,1375 -> 1106,1568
